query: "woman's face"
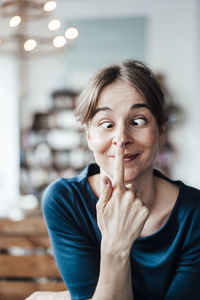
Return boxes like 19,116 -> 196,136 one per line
85,80 -> 164,184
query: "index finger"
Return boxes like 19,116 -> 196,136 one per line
113,142 -> 125,186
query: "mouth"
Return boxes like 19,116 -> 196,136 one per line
124,154 -> 139,162
109,154 -> 140,163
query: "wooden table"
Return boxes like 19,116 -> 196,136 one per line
0,217 -> 66,300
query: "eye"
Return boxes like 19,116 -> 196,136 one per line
100,121 -> 113,129
132,118 -> 146,127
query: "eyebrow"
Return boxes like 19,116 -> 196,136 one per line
93,103 -> 150,116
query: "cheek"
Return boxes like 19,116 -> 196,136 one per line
89,131 -> 111,153
139,128 -> 160,148
149,130 -> 160,146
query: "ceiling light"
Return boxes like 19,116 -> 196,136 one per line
53,35 -> 66,48
48,19 -> 61,31
65,27 -> 79,40
9,15 -> 21,27
44,1 -> 57,12
24,39 -> 37,51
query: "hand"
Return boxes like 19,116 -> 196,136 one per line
25,290 -> 70,300
96,142 -> 150,254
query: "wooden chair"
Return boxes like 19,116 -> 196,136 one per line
0,217 -> 66,300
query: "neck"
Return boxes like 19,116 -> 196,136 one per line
132,169 -> 158,210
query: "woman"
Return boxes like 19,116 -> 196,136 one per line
27,60 -> 200,300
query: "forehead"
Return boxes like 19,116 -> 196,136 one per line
96,80 -> 146,108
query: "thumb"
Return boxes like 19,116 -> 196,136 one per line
98,176 -> 112,208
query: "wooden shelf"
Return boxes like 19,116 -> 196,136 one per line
20,89 -> 92,204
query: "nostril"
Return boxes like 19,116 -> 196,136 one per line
112,139 -> 130,146
112,140 -> 126,149
112,132 -> 132,146
117,142 -> 125,148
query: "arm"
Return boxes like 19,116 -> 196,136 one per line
42,179 -> 100,300
164,271 -> 200,300
92,240 -> 132,300
164,209 -> 200,300
28,144 -> 149,300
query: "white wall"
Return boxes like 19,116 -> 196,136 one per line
145,0 -> 200,186
0,56 -> 19,216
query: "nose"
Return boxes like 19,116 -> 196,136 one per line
112,125 -> 133,147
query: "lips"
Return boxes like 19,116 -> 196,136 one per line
109,153 -> 140,162
123,154 -> 139,162
124,154 -> 136,158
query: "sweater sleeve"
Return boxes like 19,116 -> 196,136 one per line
164,208 -> 200,300
42,178 -> 100,300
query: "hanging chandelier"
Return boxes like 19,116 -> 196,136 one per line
0,0 -> 79,57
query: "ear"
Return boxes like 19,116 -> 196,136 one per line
84,124 -> 93,151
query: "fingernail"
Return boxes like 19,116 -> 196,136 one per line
103,177 -> 108,185
117,142 -> 124,148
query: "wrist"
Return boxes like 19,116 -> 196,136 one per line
101,237 -> 130,261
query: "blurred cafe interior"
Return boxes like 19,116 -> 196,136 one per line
0,0 -> 200,299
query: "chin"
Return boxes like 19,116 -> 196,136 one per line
124,170 -> 139,183
106,166 -> 139,184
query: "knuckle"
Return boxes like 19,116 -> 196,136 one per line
126,183 -> 134,191
113,177 -> 123,186
116,183 -> 125,192
124,190 -> 134,200
112,186 -> 122,196
140,205 -> 150,216
96,197 -> 109,213
134,198 -> 143,207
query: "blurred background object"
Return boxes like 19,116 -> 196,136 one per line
20,89 -> 93,206
0,0 -> 200,297
0,0 -> 79,57
0,217 -> 66,300
0,0 -> 200,220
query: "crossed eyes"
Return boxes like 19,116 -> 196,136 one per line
100,117 -> 147,129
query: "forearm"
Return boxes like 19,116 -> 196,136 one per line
92,239 -> 133,300
25,290 -> 70,300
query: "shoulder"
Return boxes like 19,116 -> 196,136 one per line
42,164 -> 93,206
42,163 -> 98,217
179,182 -> 200,211
177,183 -> 200,243
176,184 -> 200,257
41,166 -> 100,241
42,176 -> 88,235
155,169 -> 200,211
170,181 -> 200,227
42,177 -> 80,206
42,171 -> 88,221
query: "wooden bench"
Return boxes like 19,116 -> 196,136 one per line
0,217 -> 66,300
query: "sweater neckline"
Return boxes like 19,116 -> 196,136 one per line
82,163 -> 183,245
